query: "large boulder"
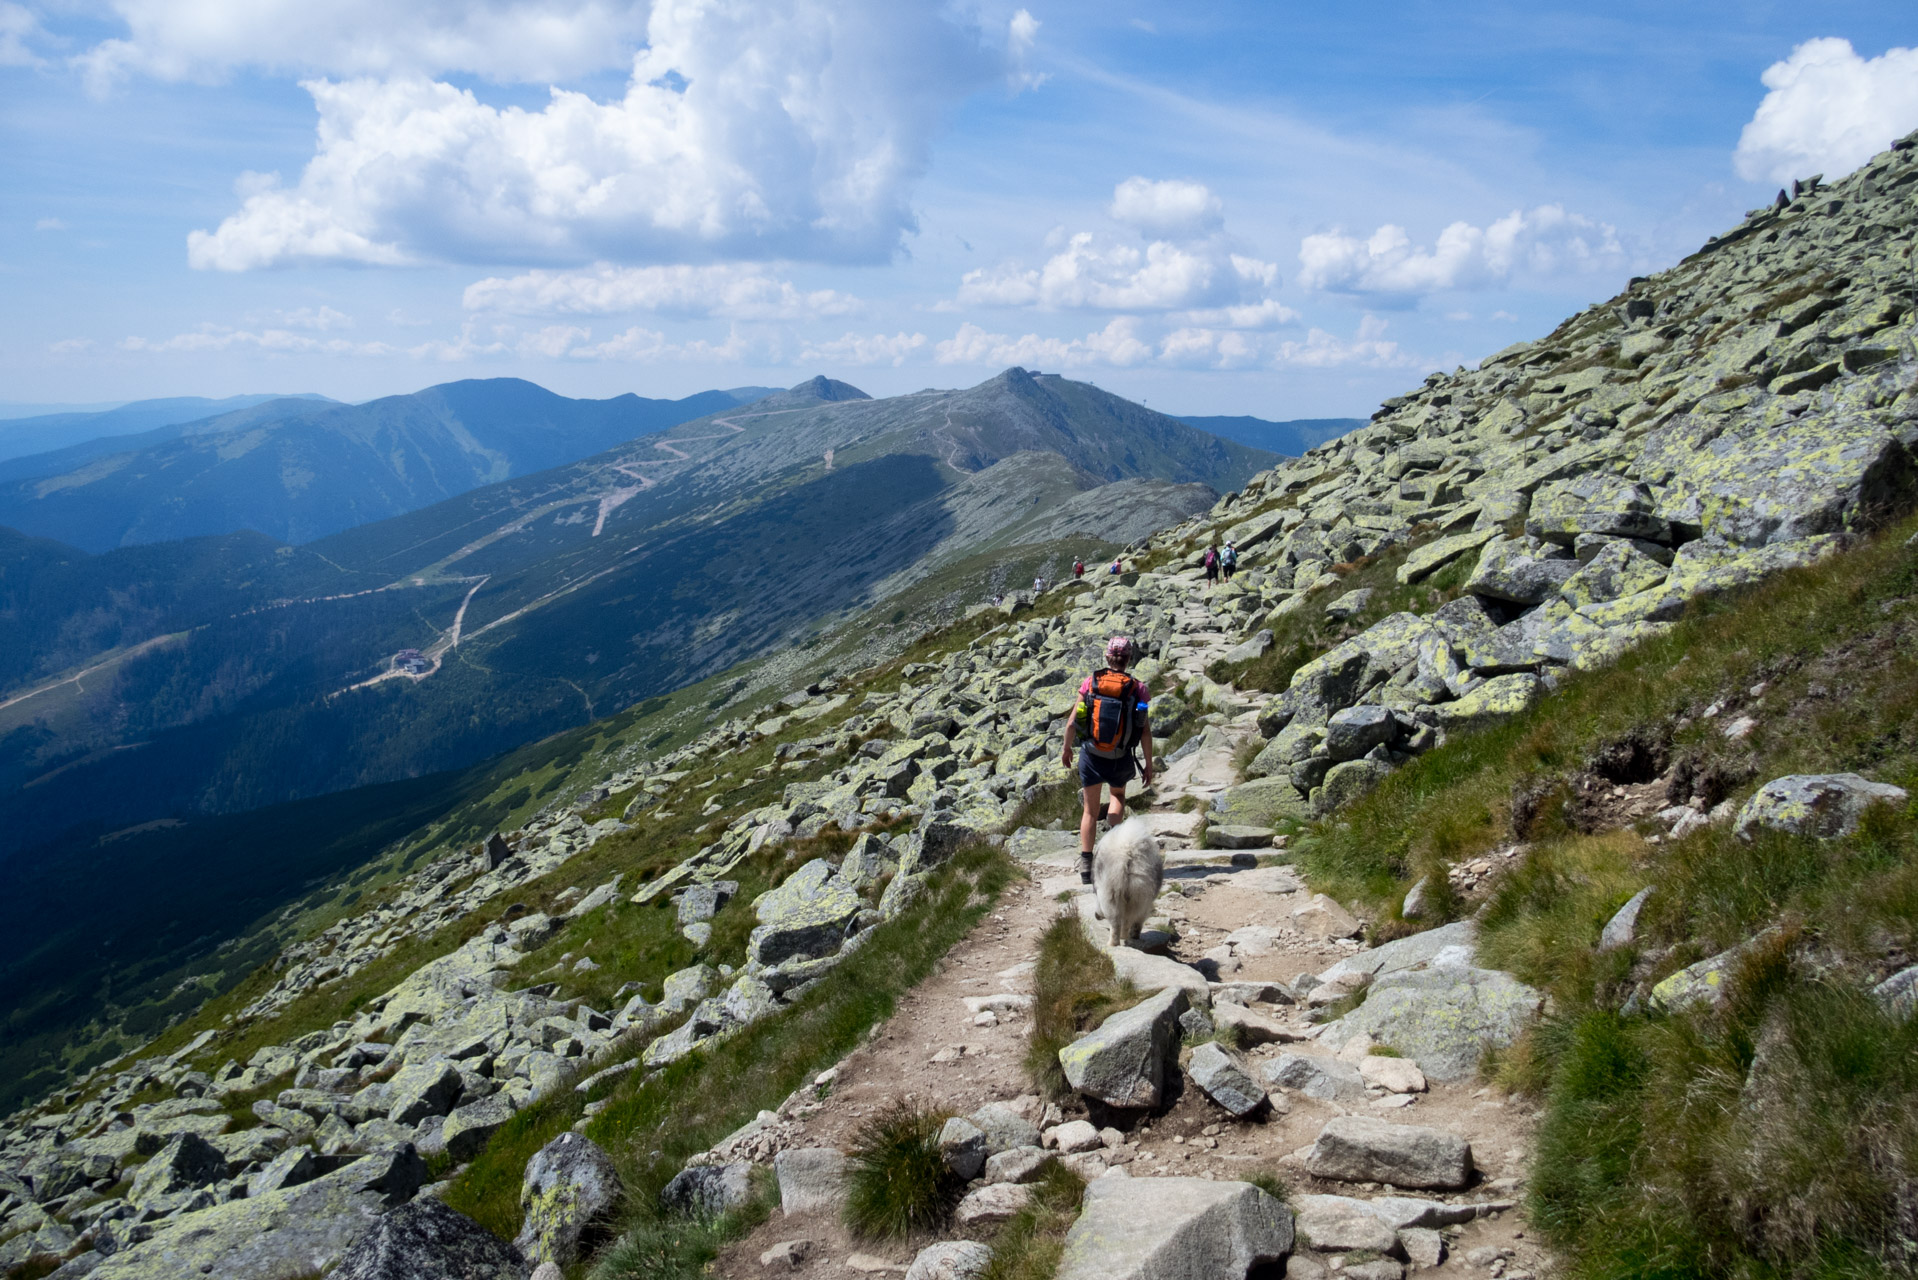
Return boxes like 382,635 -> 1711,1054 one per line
937,1117 -> 989,1181
1421,673 -> 1540,735
659,1161 -> 753,1219
385,1061 -> 463,1127
1643,410 -> 1916,546
1318,965 -> 1542,1080
1315,921 -> 1476,987
1055,1176 -> 1294,1280
91,1147 -> 426,1280
333,1199 -> 525,1280
127,1132 -> 227,1210
748,860 -> 861,966
440,1094 -> 517,1163
1324,705 -> 1397,762
1058,986 -> 1188,1109
515,1133 -> 622,1267
1734,773 -> 1910,841
1313,759 -> 1392,816
1526,474 -> 1671,546
1304,1116 -> 1473,1190
968,1103 -> 1042,1155
1465,535 -> 1578,604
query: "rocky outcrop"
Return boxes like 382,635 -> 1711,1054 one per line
1058,987 -> 1189,1108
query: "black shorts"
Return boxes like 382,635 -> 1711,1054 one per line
1204,563 -> 1219,580
1078,746 -> 1136,790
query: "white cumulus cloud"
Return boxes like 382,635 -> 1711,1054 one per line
798,330 -> 928,366
77,0 -> 651,91
185,0 -> 999,270
1733,38 -> 1918,186
1109,177 -> 1221,236
935,318 -> 1154,369
1297,205 -> 1621,297
463,262 -> 860,320
957,177 -> 1288,323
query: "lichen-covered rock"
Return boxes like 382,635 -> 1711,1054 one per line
1734,773 -> 1910,841
127,1132 -> 227,1209
1558,538 -> 1669,607
1423,673 -> 1540,735
1318,966 -> 1542,1080
1466,535 -> 1579,604
515,1133 -> 622,1266
967,1103 -> 1041,1155
1527,474 -> 1671,546
385,1061 -> 463,1127
440,1093 -> 517,1162
1055,1176 -> 1293,1280
749,860 -> 861,966
1313,759 -> 1392,816
1646,410 -> 1915,546
333,1199 -> 525,1280
1058,986 -> 1188,1108
91,1147 -> 426,1280
1211,777 -> 1310,827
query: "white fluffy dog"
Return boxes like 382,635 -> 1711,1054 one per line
1092,816 -> 1164,948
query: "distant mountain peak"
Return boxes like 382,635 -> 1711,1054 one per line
787,375 -> 870,403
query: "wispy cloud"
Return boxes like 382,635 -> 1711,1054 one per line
464,263 -> 860,321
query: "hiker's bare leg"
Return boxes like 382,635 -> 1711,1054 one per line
1080,784 -> 1104,854
1106,786 -> 1126,826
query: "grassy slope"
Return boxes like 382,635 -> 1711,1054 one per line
1285,514 -> 1918,1278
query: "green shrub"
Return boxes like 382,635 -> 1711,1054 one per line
843,1101 -> 962,1239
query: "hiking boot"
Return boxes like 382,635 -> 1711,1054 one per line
1079,853 -> 1093,885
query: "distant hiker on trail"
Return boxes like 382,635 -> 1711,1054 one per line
1202,544 -> 1220,589
1109,557 -> 1123,575
1034,576 -> 1046,593
1074,558 -> 1085,580
1062,635 -> 1153,885
1221,540 -> 1238,581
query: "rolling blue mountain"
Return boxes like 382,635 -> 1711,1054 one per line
0,393 -> 336,465
1174,414 -> 1363,457
0,379 -> 776,549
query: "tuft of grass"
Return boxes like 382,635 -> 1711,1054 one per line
588,1173 -> 775,1279
843,1101 -> 962,1239
1025,916 -> 1136,1101
980,1159 -> 1086,1280
1244,1169 -> 1291,1205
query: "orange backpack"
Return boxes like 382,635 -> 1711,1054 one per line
1085,669 -> 1140,755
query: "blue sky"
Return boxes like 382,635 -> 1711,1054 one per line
2,1 -> 1914,417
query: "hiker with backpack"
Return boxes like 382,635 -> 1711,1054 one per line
1061,635 -> 1154,885
1202,544 -> 1219,589
1074,558 -> 1085,580
1221,540 -> 1238,581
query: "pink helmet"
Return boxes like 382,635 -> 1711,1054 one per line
1105,635 -> 1135,665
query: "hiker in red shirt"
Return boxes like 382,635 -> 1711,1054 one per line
1061,635 -> 1154,884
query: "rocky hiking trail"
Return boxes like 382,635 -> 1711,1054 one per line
707,588 -> 1549,1280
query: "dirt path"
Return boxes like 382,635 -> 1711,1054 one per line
714,579 -> 1550,1278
